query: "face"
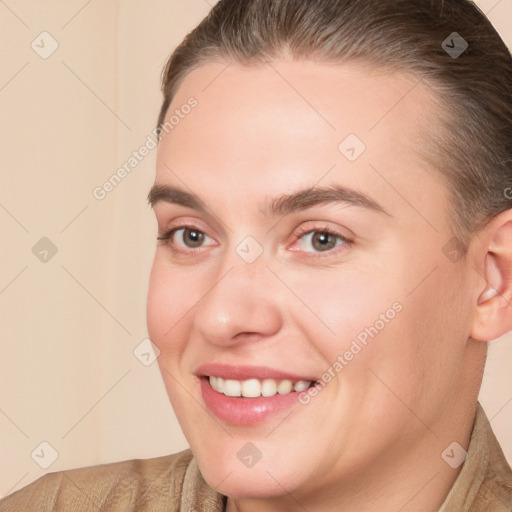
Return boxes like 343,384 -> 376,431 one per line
147,60 -> 478,502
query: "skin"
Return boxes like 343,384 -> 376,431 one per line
146,59 -> 512,511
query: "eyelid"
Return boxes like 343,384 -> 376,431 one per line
291,222 -> 353,241
157,216 -> 216,240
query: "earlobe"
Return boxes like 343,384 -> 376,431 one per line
470,214 -> 512,342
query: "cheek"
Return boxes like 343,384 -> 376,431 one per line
147,257 -> 201,426
284,257 -> 452,407
146,259 -> 170,342
357,262 -> 471,421
287,266 -> 403,359
146,254 -> 197,348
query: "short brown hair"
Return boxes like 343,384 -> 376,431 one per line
157,0 -> 512,246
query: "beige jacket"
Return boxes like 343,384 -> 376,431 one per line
1,402 -> 511,511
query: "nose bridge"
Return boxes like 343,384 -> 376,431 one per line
193,245 -> 282,345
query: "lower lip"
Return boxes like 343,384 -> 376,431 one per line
199,377 -> 306,426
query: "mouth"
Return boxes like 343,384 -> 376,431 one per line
195,364 -> 321,426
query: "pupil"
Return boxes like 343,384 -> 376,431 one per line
313,232 -> 335,251
185,229 -> 203,247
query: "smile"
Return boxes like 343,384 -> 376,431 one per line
195,364 -> 321,425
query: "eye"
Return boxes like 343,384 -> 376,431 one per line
291,225 -> 352,256
157,223 -> 352,258
157,225 -> 215,253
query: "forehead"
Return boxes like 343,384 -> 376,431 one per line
155,60 -> 447,227
164,59 -> 438,138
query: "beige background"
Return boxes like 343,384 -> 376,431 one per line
0,0 -> 511,497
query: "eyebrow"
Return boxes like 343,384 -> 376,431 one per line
147,183 -> 391,218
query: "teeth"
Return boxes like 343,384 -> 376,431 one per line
208,376 -> 313,398
277,380 -> 293,394
223,379 -> 241,397
261,379 -> 277,397
293,380 -> 310,392
241,379 -> 261,398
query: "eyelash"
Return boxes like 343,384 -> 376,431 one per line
156,224 -> 352,258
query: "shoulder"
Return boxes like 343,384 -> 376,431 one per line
470,404 -> 512,510
471,425 -> 512,511
441,403 -> 512,511
0,448 -> 195,511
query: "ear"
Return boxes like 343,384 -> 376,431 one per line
470,209 -> 512,342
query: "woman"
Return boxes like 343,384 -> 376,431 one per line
2,0 -> 512,510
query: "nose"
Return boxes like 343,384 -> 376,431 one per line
193,257 -> 283,348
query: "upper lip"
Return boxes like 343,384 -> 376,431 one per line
195,363 -> 318,382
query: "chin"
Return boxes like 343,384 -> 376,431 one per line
192,444 -> 304,500
204,468 -> 294,500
